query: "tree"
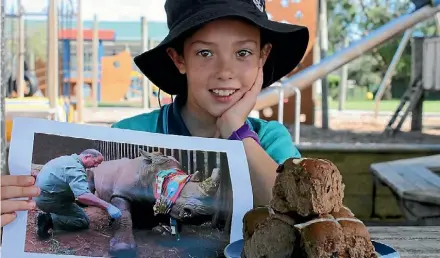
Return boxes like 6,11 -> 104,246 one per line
327,0 -> 357,53
327,0 -> 437,99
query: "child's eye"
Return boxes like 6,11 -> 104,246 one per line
237,50 -> 252,57
197,50 -> 213,57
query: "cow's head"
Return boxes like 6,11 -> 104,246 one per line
138,150 -> 220,223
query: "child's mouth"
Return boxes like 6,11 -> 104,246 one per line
209,89 -> 237,97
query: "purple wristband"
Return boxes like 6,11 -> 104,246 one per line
228,123 -> 260,145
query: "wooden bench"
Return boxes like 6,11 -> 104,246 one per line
370,154 -> 440,225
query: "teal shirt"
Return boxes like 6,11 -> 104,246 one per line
35,154 -> 91,203
111,97 -> 301,164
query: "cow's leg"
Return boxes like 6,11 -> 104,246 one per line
108,196 -> 137,258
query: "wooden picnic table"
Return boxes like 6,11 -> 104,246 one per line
369,226 -> 440,257
370,154 -> 440,224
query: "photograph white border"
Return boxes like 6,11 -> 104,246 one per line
2,117 -> 253,258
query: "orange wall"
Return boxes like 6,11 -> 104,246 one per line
261,0 -> 318,125
266,0 -> 317,58
100,51 -> 133,102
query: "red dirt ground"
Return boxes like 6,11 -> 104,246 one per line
25,207 -> 228,258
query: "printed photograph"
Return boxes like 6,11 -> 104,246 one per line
24,132 -> 234,258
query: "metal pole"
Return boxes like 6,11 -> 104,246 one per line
46,1 -> 51,103
16,0 -> 25,98
274,83 -> 284,124
313,37 -> 322,105
254,4 -> 440,111
1,0 -> 7,176
373,28 -> 413,118
141,17 -> 150,109
338,37 -> 350,111
293,87 -> 301,145
91,14 -> 98,108
47,0 -> 58,110
319,0 -> 329,129
76,0 -> 84,123
436,13 -> 440,34
272,82 -> 301,143
312,0 -> 322,107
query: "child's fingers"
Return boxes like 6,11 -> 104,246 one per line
1,175 -> 35,187
238,65 -> 264,107
1,212 -> 17,227
1,199 -> 36,214
1,185 -> 41,200
250,67 -> 264,94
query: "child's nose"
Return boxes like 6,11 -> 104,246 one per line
216,59 -> 234,80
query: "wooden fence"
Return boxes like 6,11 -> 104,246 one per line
93,140 -> 233,232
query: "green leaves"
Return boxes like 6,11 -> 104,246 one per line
326,0 -> 437,91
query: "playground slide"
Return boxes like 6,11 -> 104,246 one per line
253,2 -> 440,111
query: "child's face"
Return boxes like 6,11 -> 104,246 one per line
168,18 -> 272,117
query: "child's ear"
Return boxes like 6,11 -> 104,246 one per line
166,47 -> 186,74
260,43 -> 272,67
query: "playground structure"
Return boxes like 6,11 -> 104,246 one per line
3,0 -> 174,136
4,2 -> 44,98
1,1 -> 439,128
55,28 -> 172,105
4,0 -> 76,97
8,25 -> 170,105
384,36 -> 440,135
4,0 -> 78,142
1,0 -> 439,145
1,1 -> 438,128
256,0 -> 440,136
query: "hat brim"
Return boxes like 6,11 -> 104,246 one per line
134,5 -> 310,96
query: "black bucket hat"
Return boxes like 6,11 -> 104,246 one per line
134,0 -> 310,96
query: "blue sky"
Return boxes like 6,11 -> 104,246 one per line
5,0 -> 168,22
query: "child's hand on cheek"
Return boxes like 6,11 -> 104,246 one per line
216,66 -> 264,139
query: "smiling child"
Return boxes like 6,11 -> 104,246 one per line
0,0 -> 309,227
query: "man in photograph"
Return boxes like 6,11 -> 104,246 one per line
34,149 -> 122,239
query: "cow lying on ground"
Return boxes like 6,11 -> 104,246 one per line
87,150 -> 221,257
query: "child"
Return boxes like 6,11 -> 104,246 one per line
1,0 -> 309,227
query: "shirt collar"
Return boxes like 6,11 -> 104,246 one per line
166,95 -> 192,136
71,154 -> 85,167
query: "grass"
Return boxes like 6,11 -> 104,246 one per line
327,99 -> 439,113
